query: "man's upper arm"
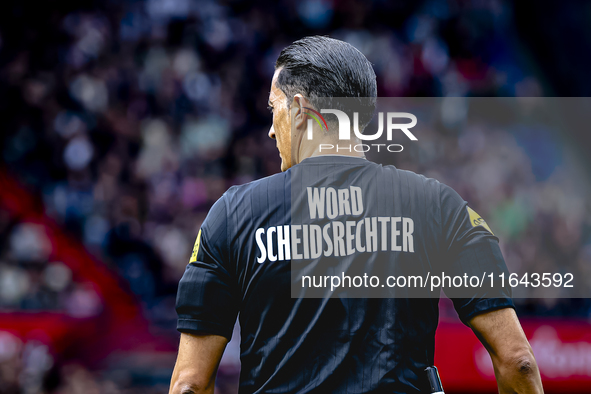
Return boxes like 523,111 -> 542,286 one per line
438,182 -> 514,324
172,195 -> 238,393
176,195 -> 239,340
169,333 -> 228,394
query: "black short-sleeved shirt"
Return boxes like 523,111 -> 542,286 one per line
176,155 -> 513,394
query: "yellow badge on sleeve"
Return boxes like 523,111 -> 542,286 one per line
189,229 -> 202,263
467,207 -> 494,235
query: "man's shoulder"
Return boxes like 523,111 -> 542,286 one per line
381,164 -> 443,192
223,171 -> 289,203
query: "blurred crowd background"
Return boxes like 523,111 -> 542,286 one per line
1,0 -> 591,393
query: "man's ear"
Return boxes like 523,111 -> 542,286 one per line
292,94 -> 310,132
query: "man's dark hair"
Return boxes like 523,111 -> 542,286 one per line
275,36 -> 377,133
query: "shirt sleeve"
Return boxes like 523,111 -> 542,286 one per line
176,195 -> 239,340
439,183 -> 514,325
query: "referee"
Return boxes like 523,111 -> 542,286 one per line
169,36 -> 543,394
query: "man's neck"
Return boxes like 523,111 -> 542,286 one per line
298,136 -> 365,162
